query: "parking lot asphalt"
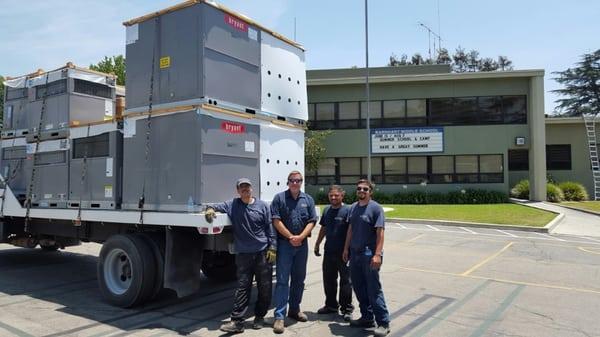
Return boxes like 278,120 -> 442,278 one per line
0,223 -> 599,337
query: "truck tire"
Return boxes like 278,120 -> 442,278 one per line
40,244 -> 59,251
201,251 -> 237,282
136,233 -> 165,300
97,234 -> 157,308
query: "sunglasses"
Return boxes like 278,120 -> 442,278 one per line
356,187 -> 370,192
288,179 -> 303,184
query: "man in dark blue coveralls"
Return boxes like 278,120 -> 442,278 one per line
314,185 -> 354,321
206,178 -> 277,334
343,179 -> 391,337
271,170 -> 317,334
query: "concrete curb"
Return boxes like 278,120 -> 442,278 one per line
555,203 -> 600,217
507,198 -> 566,233
387,215 -> 562,233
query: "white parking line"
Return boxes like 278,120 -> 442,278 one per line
460,227 -> 477,234
396,223 -> 407,229
496,229 -> 519,238
533,232 -> 566,241
427,225 -> 441,231
577,236 -> 600,243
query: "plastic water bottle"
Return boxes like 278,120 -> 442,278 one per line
187,196 -> 195,213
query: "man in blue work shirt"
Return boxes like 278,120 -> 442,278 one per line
270,170 -> 317,334
314,185 -> 354,321
343,179 -> 391,337
206,178 -> 277,334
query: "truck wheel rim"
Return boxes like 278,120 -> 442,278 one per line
104,248 -> 133,295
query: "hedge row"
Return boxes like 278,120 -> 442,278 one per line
510,180 -> 588,202
313,189 -> 508,205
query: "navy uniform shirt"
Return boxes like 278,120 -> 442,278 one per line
319,204 -> 351,255
211,198 -> 276,254
270,190 -> 317,240
347,200 -> 385,251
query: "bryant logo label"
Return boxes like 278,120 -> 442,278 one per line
224,14 -> 248,32
221,122 -> 246,134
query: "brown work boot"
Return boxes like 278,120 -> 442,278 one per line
288,311 -> 308,322
273,319 -> 285,334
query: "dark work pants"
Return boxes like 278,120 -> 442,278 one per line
231,250 -> 273,321
350,253 -> 390,326
322,252 -> 354,313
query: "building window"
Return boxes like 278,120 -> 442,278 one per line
361,157 -> 383,184
5,87 -> 28,101
384,157 -> 406,183
338,102 -> 360,129
508,149 -> 529,171
407,156 -> 427,183
430,156 -> 454,183
36,79 -> 67,99
406,99 -> 427,125
72,133 -> 110,159
313,103 -> 335,129
339,157 -> 361,184
479,96 -> 503,124
455,155 -> 479,183
73,79 -> 112,99
503,96 -> 527,124
316,158 -> 337,185
546,145 -> 571,170
360,101 -> 382,128
383,100 -> 405,127
479,154 -> 504,182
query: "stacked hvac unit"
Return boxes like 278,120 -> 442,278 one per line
1,64 -> 124,210
121,0 -> 308,211
1,0 -> 308,214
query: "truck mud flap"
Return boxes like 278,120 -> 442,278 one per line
164,226 -> 204,297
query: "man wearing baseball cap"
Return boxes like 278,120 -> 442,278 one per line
206,178 -> 277,333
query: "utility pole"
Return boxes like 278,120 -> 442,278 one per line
365,0 -> 371,181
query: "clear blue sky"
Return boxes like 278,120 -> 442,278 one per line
1,0 -> 598,113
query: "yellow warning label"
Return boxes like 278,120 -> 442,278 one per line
159,56 -> 171,69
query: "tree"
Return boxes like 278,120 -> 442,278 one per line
552,49 -> 600,116
436,48 -> 452,65
452,46 -> 468,73
479,57 -> 499,72
0,75 -> 4,124
466,50 -> 480,72
411,53 -> 424,66
305,130 -> 332,173
89,55 -> 126,85
388,53 -> 408,66
498,56 -> 513,71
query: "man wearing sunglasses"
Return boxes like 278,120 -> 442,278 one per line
270,170 -> 317,334
343,179 -> 391,337
205,178 -> 277,333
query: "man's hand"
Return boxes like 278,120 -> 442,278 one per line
342,249 -> 349,263
289,235 -> 302,247
204,207 -> 216,223
370,254 -> 382,270
266,247 -> 277,264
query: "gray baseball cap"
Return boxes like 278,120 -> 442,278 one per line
236,178 -> 252,187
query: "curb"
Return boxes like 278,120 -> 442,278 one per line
388,212 -> 564,233
555,204 -> 600,217
507,198 -> 566,233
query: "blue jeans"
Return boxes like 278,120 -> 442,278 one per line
350,253 -> 390,326
274,239 -> 308,319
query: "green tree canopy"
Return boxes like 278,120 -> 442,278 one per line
89,55 -> 125,86
305,130 -> 332,173
552,49 -> 600,116
388,46 -> 513,73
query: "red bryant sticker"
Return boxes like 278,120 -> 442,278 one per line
221,121 -> 246,134
224,14 -> 248,32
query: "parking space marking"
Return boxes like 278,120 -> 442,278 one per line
407,280 -> 493,337
396,265 -> 600,295
0,322 -> 35,337
460,227 -> 477,234
461,242 -> 514,276
467,285 -> 525,337
426,225 -> 441,231
406,234 -> 425,243
388,223 -> 600,246
496,229 -> 518,238
390,295 -> 454,337
579,247 -> 600,255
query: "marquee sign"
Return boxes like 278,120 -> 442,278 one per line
371,127 -> 444,153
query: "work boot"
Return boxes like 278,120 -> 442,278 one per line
342,311 -> 353,322
273,319 -> 285,334
317,306 -> 338,314
219,320 -> 244,333
252,316 -> 266,329
374,324 -> 391,337
288,311 -> 308,322
349,317 -> 376,328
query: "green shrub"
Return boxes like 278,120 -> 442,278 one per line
558,181 -> 588,201
315,188 -> 507,205
546,183 -> 564,202
510,180 -> 530,199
